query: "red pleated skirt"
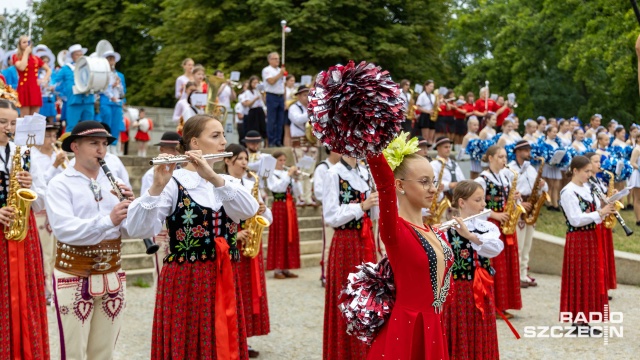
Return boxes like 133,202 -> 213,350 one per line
488,219 -> 522,312
266,200 -> 300,270
152,261 -> 249,360
596,224 -> 617,290
0,212 -> 50,359
443,280 -> 499,360
236,249 -> 270,337
323,228 -> 375,360
560,229 -> 608,321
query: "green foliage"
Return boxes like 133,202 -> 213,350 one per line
443,0 -> 640,126
35,0 -> 449,107
0,9 -> 43,51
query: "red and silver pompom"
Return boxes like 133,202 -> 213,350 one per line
307,61 -> 405,158
338,256 -> 395,345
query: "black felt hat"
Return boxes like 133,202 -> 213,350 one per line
153,131 -> 182,147
61,121 -> 116,152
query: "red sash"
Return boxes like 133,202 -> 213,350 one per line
214,237 -> 240,360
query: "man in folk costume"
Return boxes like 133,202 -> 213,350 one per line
140,131 -> 181,288
430,136 -> 465,217
288,85 -> 317,205
56,44 -> 94,132
312,146 -> 341,286
99,50 -> 126,154
504,140 -> 548,289
245,130 -> 272,194
45,121 -> 134,359
0,95 -> 50,359
30,120 -> 68,304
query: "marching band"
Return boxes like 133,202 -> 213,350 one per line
0,32 -> 639,360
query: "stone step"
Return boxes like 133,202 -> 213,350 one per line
296,206 -> 323,218
121,253 -> 154,271
263,239 -> 323,255
296,216 -> 323,228
263,227 -> 323,242
301,253 -> 322,268
124,268 -> 154,285
121,239 -> 148,255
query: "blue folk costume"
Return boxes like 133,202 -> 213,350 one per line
56,55 -> 95,132
2,66 -> 18,90
99,70 -> 126,142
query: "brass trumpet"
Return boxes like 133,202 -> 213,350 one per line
284,166 -> 310,178
54,141 -> 68,169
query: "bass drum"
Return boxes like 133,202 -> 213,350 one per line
73,56 -> 110,94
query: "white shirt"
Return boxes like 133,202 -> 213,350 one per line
503,160 -> 549,197
127,170 -> 258,239
322,161 -> 378,228
175,75 -> 190,99
68,153 -> 131,189
509,130 -> 522,141
572,141 -> 587,153
460,218 -> 504,258
475,169 -> 510,195
545,138 -> 559,149
312,160 -> 336,203
288,101 -> 308,137
267,169 -> 302,197
228,176 -> 273,224
45,166 -> 131,245
261,65 -> 284,94
237,91 -> 251,115
557,133 -> 572,147
416,92 -> 435,111
31,146 -> 64,185
523,133 -> 537,144
234,102 -> 244,124
140,167 -> 154,197
243,90 -> 264,109
173,98 -> 201,123
399,91 -> 411,113
559,182 -> 602,228
217,84 -> 233,109
430,157 -> 465,201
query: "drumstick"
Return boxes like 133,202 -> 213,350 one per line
632,0 -> 640,26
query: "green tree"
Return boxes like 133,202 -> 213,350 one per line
0,9 -> 43,52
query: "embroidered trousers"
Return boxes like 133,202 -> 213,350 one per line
35,211 -> 55,298
53,269 -> 126,360
152,229 -> 170,289
516,220 -> 535,282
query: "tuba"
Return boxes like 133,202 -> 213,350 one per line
426,157 -> 451,225
406,89 -> 417,121
4,144 -> 37,241
524,158 -> 550,225
205,75 -> 229,123
502,167 -> 526,235
241,171 -> 271,258
603,170 -> 624,229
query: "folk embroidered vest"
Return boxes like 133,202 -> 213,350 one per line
480,174 -> 508,212
561,192 -> 597,232
164,178 -> 238,263
337,176 -> 369,230
447,228 -> 493,281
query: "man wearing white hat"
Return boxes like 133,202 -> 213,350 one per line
55,44 -> 94,132
99,50 -> 126,153
34,45 -> 58,118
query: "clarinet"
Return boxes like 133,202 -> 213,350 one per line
98,158 -> 160,254
588,177 -> 633,237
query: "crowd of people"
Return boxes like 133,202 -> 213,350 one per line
0,30 -> 637,360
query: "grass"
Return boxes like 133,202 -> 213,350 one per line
131,277 -> 151,288
535,207 -> 640,254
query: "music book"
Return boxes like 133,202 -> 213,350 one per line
414,84 -> 424,94
615,161 -> 624,176
230,71 -> 241,81
15,113 -> 46,146
300,75 -> 312,86
190,93 -> 208,107
549,150 -> 566,166
258,155 -> 277,179
609,187 -> 632,203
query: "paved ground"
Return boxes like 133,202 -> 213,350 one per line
47,267 -> 639,359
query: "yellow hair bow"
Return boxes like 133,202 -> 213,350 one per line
382,132 -> 419,170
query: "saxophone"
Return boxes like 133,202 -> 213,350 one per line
502,167 -> 526,235
426,157 -> 451,225
430,89 -> 440,121
241,171 -> 271,258
4,146 -> 37,241
603,170 -> 624,229
524,158 -> 551,225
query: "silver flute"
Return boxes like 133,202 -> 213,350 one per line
437,209 -> 492,231
149,152 -> 233,165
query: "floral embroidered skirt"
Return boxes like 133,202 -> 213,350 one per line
236,249 -> 270,337
152,261 -> 249,359
266,200 -> 300,270
488,219 -> 522,312
323,228 -> 374,360
0,212 -> 49,359
443,280 -> 499,360
560,229 -> 608,321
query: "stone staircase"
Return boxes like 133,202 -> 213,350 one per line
121,205 -> 325,283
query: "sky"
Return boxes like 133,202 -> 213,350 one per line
0,0 -> 29,13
